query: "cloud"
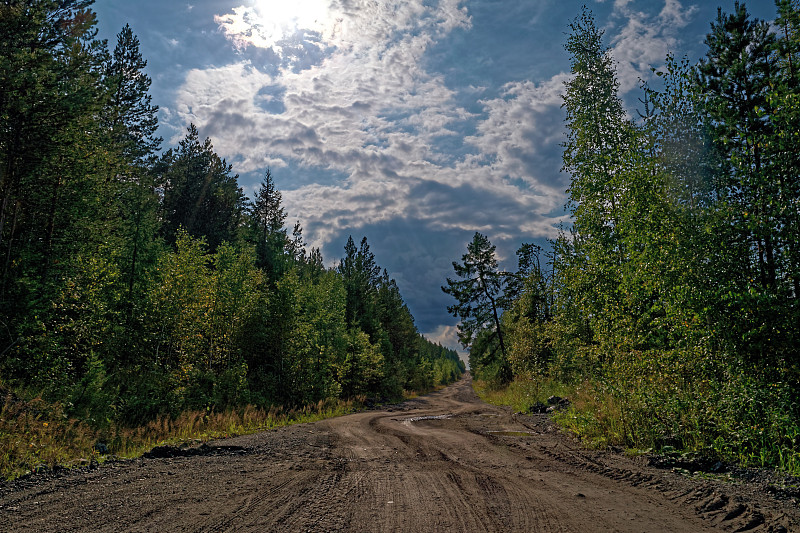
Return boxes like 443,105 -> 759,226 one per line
214,1 -> 339,54
175,6 -> 680,252
215,0 -> 470,66
172,0 -> 567,250
422,324 -> 468,364
608,0 -> 698,93
171,62 -> 275,169
464,74 -> 572,198
166,0 -> 612,341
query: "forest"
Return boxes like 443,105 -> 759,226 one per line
447,1 -> 800,472
0,0 -> 463,477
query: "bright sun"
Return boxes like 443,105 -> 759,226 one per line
255,0 -> 331,27
252,0 -> 333,39
216,0 -> 339,52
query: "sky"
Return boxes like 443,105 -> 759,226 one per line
92,0 -> 778,357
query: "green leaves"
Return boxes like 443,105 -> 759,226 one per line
535,2 -> 800,465
1,1 -> 462,433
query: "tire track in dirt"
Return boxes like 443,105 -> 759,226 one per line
2,375 -> 798,532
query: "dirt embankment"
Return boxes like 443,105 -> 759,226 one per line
2,376 -> 798,532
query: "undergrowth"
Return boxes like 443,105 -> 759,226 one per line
0,372 -> 451,482
472,377 -> 572,414
0,389 -> 361,481
472,371 -> 800,476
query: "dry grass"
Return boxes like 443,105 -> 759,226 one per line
1,391 -> 97,480
1,391 -> 361,481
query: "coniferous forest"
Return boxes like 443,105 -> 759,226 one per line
0,1 -> 463,477
447,1 -> 800,472
4,0 -> 800,480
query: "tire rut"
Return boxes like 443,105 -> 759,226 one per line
2,376 -> 798,532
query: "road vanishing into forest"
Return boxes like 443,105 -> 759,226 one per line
2,375 -> 798,532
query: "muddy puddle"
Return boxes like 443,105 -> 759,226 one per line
487,431 -> 535,437
400,414 -> 453,424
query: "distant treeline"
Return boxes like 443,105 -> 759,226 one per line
0,0 -> 464,427
446,1 -> 800,470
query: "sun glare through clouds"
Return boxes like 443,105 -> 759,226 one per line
215,0 -> 339,53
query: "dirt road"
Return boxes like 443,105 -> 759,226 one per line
2,376 -> 798,532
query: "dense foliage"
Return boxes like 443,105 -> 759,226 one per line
449,1 -> 800,471
0,0 -> 464,436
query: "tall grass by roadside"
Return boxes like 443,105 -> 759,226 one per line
1,391 -> 96,481
0,389 -> 360,481
0,375 -> 452,482
472,365 -> 800,477
472,377 -> 572,414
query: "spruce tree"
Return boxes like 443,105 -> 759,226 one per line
156,125 -> 245,252
106,23 -> 161,164
250,168 -> 288,278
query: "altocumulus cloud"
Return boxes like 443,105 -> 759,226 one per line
607,0 -> 698,94
183,0 -> 568,245
160,0 -> 712,346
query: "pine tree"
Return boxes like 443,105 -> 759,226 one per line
101,24 -> 164,343
442,232 -> 510,383
695,2 -> 800,365
0,1 -> 155,401
697,2 -> 778,290
338,236 -> 381,339
772,0 -> 800,299
249,168 -> 289,278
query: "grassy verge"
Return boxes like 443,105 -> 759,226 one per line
0,380 -> 453,482
0,391 -> 360,481
472,377 -> 573,414
473,377 -> 639,452
472,375 -> 800,475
